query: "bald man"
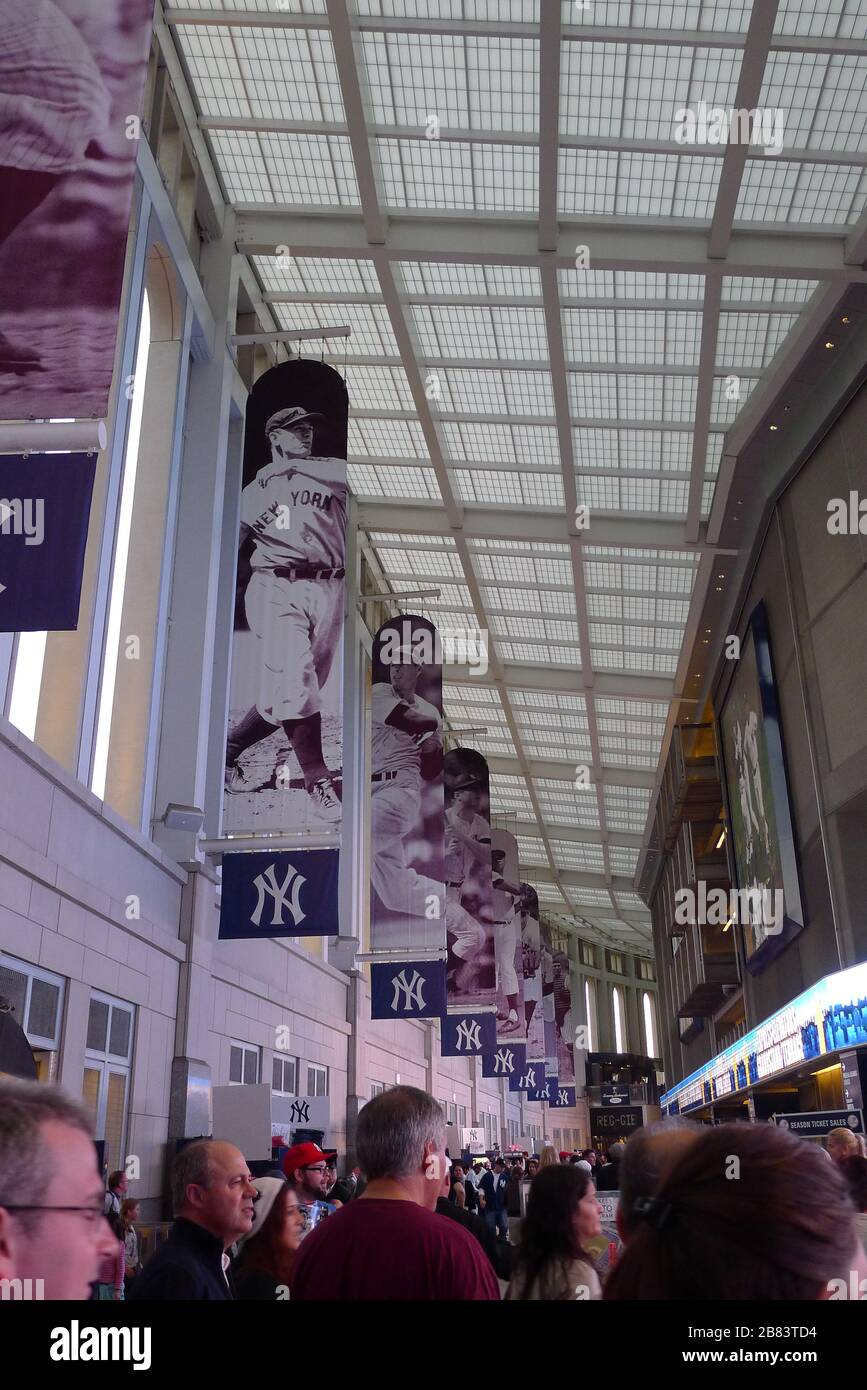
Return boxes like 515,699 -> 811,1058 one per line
616,1120 -> 701,1244
129,1140 -> 256,1301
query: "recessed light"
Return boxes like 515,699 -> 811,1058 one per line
841,316 -> 850,325
825,341 -> 835,349
732,514 -> 739,521
717,574 -> 725,580
715,586 -> 723,592
769,424 -> 779,431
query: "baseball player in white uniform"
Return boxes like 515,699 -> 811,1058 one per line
225,405 -> 347,823
521,899 -> 542,1040
444,780 -> 491,996
370,648 -> 444,932
491,847 -> 523,1033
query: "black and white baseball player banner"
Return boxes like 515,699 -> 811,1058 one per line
491,829 -> 526,1042
444,747 -> 495,1009
370,959 -> 446,1020
369,615 -> 445,955
481,1041 -> 525,1081
550,1084 -> 577,1108
440,1010 -> 496,1058
521,884 -> 546,1062
0,452 -> 96,631
0,0 -> 153,419
551,931 -> 576,1085
224,360 -> 348,846
217,849 -> 339,940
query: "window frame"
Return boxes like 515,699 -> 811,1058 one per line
229,1039 -> 260,1086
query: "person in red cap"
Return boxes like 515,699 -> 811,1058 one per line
281,1141 -> 336,1236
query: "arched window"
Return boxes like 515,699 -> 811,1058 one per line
612,986 -> 625,1053
583,978 -> 596,1052
643,991 -> 657,1058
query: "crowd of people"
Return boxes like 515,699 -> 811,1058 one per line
1,1076 -> 866,1301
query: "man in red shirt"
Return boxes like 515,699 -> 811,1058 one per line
291,1086 -> 501,1300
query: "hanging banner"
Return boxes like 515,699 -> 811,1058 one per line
440,1010 -> 496,1058
370,959 -> 446,1020
481,1041 -> 525,1081
217,849 -> 339,940
224,360 -> 348,850
551,1084 -> 577,1109
369,614 -> 445,955
552,936 -> 576,1084
521,884 -> 546,1061
0,452 -> 96,631
444,747 -> 494,1008
512,1058 -> 543,1095
541,917 -> 557,1076
491,829 -> 525,1041
0,0 -> 153,418
528,1072 -> 553,1105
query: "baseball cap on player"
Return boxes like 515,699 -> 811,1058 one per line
265,405 -> 325,436
388,645 -> 426,667
449,772 -> 483,792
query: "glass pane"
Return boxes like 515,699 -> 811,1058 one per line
272,1057 -> 282,1092
307,1067 -> 316,1096
104,1071 -> 127,1174
0,963 -> 28,1028
27,977 -> 60,1043
86,999 -> 109,1053
108,1007 -> 132,1060
288,1059 -> 297,1094
82,1067 -> 101,1125
229,1046 -> 243,1084
243,1048 -> 258,1085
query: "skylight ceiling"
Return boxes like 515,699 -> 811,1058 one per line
164,0 -> 867,954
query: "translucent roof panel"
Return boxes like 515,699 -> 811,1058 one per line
358,2 -> 541,26
721,276 -> 818,304
455,471 -> 564,509
736,162 -> 866,225
559,151 -> 722,219
348,463 -> 440,499
252,255 -> 380,296
776,0 -> 867,40
441,421 -> 560,466
209,131 -> 359,206
175,25 -> 344,123
376,138 -> 539,213
398,262 -> 542,298
716,312 -> 802,370
558,270 -> 706,302
562,1 -> 752,30
274,302 -> 399,356
409,305 -> 549,362
166,0 -> 327,12
534,780 -> 601,829
435,368 -> 554,417
348,416 -> 428,456
343,365 -> 415,412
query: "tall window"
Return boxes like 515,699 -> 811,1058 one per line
83,992 -> 135,1175
643,991 -> 658,1058
272,1055 -> 297,1096
229,1040 -> 260,1085
91,292 -> 151,800
584,978 -> 596,1052
0,954 -> 64,1081
306,1063 -> 328,1097
612,987 -> 626,1053
370,1081 -> 387,1099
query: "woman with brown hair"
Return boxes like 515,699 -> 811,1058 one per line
233,1176 -> 307,1300
605,1123 -> 865,1301
507,1163 -> 602,1300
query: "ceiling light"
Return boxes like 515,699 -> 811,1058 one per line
825,341 -> 835,349
841,316 -> 850,325
715,828 -> 727,849
769,424 -> 779,431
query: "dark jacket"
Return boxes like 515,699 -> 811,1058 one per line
127,1218 -> 235,1301
435,1197 -> 507,1280
594,1161 -> 620,1192
480,1169 -> 509,1211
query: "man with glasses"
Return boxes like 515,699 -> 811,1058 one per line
0,1079 -> 119,1300
129,1139 -> 256,1300
281,1141 -> 336,1236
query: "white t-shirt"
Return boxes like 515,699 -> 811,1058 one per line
445,811 -> 490,884
370,682 -> 441,775
241,458 -> 347,570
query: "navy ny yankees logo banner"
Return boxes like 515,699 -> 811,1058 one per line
550,1085 -> 577,1108
527,1070 -> 552,1104
440,1010 -> 496,1058
0,453 -> 96,631
481,1042 -> 526,1080
224,360 -> 347,846
511,1058 -> 542,1096
370,959 -> 446,1020
370,615 -> 445,956
218,849 -> 339,940
0,0 -> 153,420
444,747 -> 494,1009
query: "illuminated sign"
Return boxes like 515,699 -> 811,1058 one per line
660,962 -> 867,1114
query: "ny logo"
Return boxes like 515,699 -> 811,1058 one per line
558,1090 -> 569,1105
391,968 -> 426,1012
494,1048 -> 514,1075
289,1100 -> 310,1124
251,862 -> 306,928
522,1067 -> 536,1090
455,1019 -> 482,1051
